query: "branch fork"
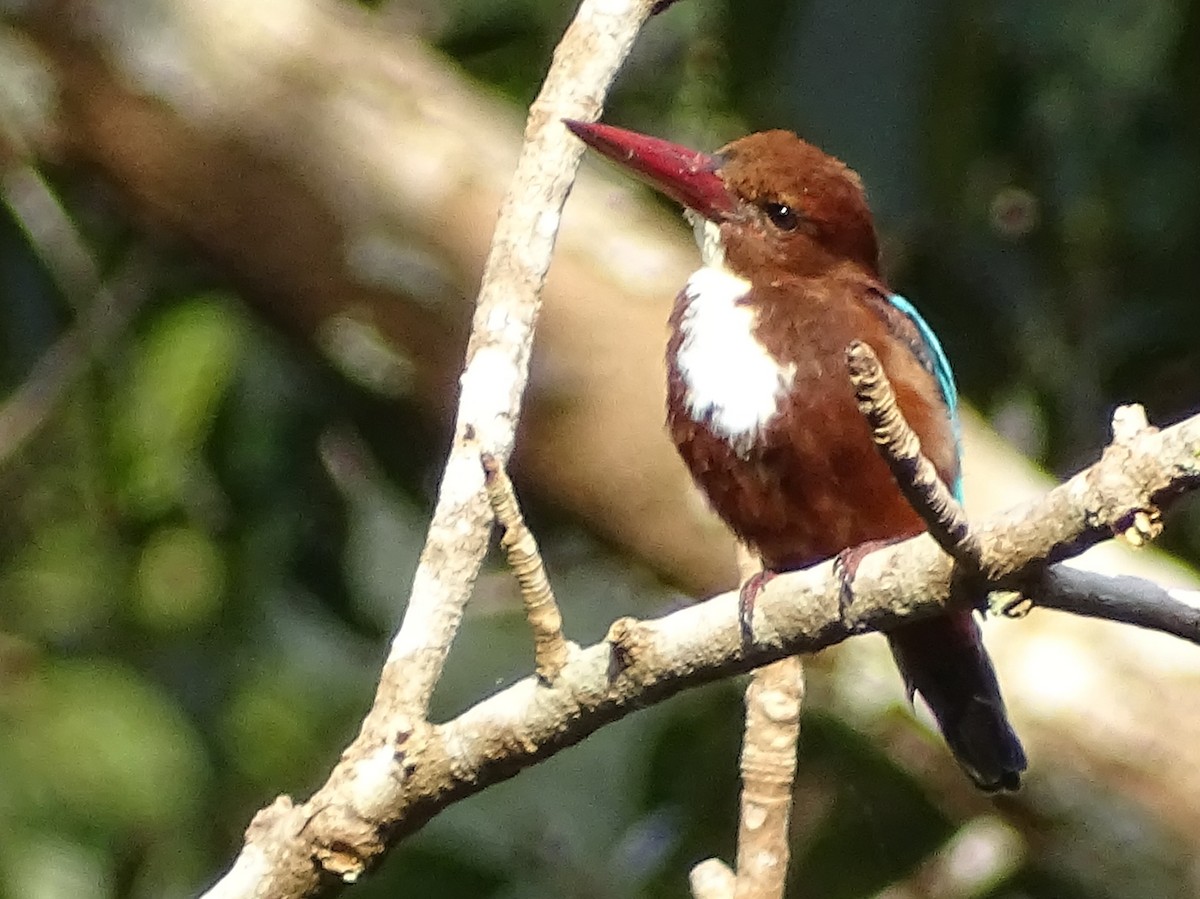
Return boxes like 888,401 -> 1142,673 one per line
202,5 -> 1200,897
844,340 -> 1188,650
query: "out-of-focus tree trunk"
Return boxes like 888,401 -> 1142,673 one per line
9,0 -> 1200,871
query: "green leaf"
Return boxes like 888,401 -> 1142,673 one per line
6,659 -> 209,836
113,296 -> 244,517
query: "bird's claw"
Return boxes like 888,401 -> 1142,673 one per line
834,538 -> 902,624
990,590 -> 1032,618
738,569 -> 777,643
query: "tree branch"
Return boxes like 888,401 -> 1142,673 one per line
691,860 -> 737,899
731,656 -> 803,899
384,0 -> 658,718
0,164 -> 148,464
206,407 -> 1200,898
15,0 -> 1200,887
692,547 -> 804,899
203,1 -> 658,895
482,451 -> 570,682
845,340 -> 982,569
1028,565 -> 1200,641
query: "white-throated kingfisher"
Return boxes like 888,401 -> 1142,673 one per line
566,119 -> 1027,791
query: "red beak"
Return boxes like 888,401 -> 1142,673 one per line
564,120 -> 735,222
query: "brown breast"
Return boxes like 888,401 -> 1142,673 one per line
666,269 -> 958,571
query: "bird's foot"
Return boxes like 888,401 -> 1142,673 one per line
834,538 -> 905,622
738,569 -> 777,643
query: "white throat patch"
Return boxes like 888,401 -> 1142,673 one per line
676,216 -> 796,446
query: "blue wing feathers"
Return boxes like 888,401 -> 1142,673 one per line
886,294 -> 964,501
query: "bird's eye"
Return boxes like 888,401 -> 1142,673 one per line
763,201 -> 800,231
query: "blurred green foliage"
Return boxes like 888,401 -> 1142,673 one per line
2,0 -> 1200,896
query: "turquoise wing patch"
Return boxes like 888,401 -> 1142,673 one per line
887,294 -> 963,502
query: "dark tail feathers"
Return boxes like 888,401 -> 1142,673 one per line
887,611 -> 1026,792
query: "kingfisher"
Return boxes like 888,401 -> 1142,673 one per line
566,119 -> 1027,791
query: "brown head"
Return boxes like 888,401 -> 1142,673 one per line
565,121 -> 880,280
715,131 -> 879,279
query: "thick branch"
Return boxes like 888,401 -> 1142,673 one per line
206,409 -> 1200,898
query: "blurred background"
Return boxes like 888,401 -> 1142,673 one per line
2,0 -> 1200,896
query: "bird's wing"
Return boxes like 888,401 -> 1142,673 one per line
885,293 -> 963,501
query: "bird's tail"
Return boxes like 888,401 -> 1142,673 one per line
887,611 -> 1026,792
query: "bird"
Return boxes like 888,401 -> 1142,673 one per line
565,119 -> 1027,791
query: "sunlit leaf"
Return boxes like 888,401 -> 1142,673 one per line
113,296 -> 244,517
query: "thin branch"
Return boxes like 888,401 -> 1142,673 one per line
0,164 -> 147,465
691,860 -> 737,899
1108,404 -> 1165,547
1028,566 -> 1200,640
732,656 -> 803,899
693,547 -> 804,899
481,451 -> 570,682
844,342 -> 1191,616
3,163 -> 105,307
971,417 -> 1192,585
845,340 -> 983,570
732,545 -> 801,899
